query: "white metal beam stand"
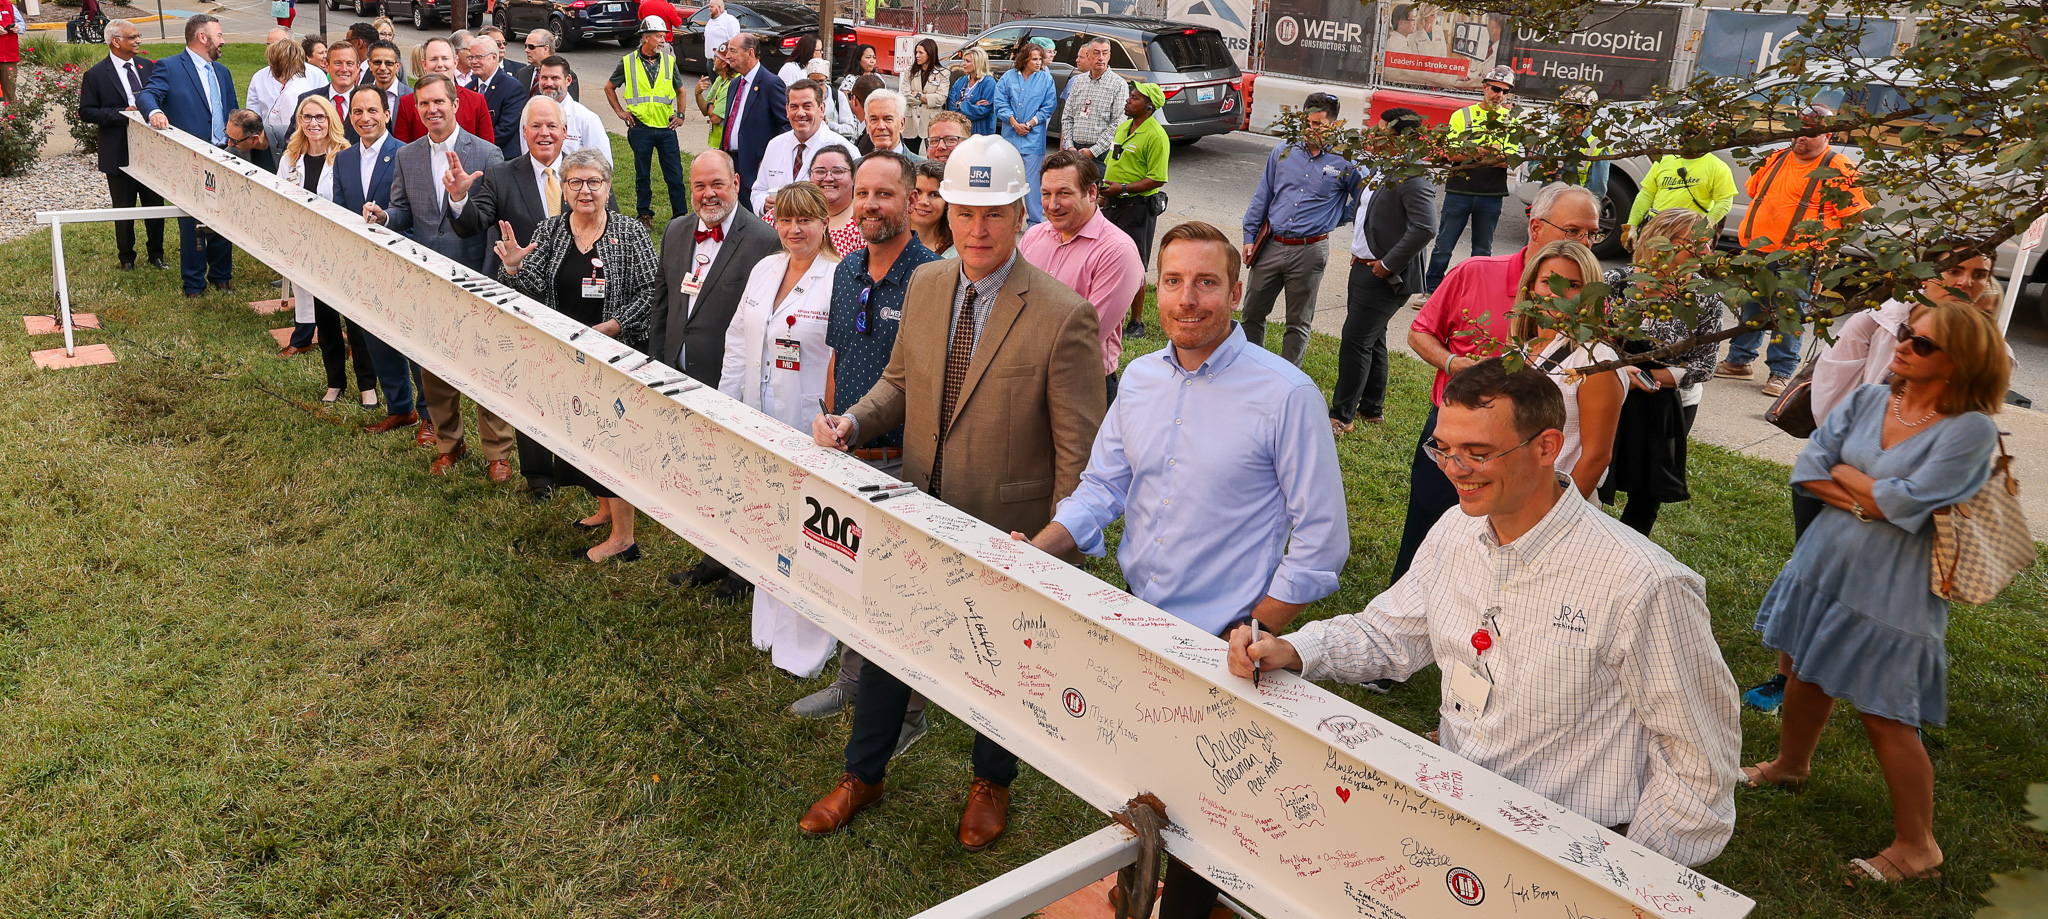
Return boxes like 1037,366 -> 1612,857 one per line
909,823 -> 1140,919
120,115 -> 1755,919
35,204 -> 187,357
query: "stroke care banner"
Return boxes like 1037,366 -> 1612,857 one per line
123,117 -> 1753,919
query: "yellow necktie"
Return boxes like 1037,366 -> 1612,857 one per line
544,167 -> 560,217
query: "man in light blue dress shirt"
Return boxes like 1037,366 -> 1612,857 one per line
1017,218 -> 1347,918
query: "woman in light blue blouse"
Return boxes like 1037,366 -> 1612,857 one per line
993,38 -> 1058,225
1745,301 -> 2009,885
948,47 -> 999,136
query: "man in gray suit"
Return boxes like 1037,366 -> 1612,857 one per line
648,149 -> 777,600
448,94 -> 575,500
364,73 -> 516,482
1330,107 -> 1437,432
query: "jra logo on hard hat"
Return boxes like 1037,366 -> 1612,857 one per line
969,166 -> 992,188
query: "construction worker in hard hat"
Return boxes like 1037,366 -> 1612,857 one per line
1425,63 -> 1523,292
802,131 -> 1107,851
605,15 -> 688,227
1530,83 -> 1610,201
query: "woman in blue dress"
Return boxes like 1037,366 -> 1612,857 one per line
948,47 -> 999,136
1745,300 -> 2009,884
993,38 -> 1058,225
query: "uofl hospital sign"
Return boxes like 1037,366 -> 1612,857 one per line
122,117 -> 1753,919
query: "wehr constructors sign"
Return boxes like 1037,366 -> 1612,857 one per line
1262,0 -> 1377,84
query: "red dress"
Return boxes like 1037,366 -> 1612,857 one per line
828,218 -> 864,258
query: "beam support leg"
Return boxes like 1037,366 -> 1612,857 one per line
908,824 -> 1140,919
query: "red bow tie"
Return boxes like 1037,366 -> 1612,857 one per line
695,225 -> 724,244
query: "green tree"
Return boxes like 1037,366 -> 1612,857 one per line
1278,0 -> 2048,372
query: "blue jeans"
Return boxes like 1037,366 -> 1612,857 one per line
177,216 -> 233,294
1425,193 -> 1503,292
360,330 -> 417,417
625,124 -> 686,219
1725,264 -> 1816,378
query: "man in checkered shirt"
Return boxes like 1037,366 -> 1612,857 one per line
1060,37 -> 1129,159
1232,359 -> 1742,866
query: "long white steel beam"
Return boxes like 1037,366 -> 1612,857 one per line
121,116 -> 1753,919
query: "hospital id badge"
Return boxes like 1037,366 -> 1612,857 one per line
581,277 -> 607,298
774,337 -> 802,370
679,272 -> 704,297
1448,661 -> 1492,717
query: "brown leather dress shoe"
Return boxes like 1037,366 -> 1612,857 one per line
485,459 -> 513,483
277,345 -> 316,358
800,773 -> 884,837
429,441 -> 468,475
957,777 -> 1010,851
364,411 -> 418,434
415,421 -> 438,447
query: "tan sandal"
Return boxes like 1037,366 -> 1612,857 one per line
1740,761 -> 1805,789
1847,852 -> 1941,884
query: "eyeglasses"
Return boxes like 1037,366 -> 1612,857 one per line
563,178 -> 606,191
1423,434 -> 1538,474
1894,322 -> 1943,357
1536,216 -> 1597,242
854,285 -> 874,334
809,166 -> 852,178
927,134 -> 964,148
300,113 -> 329,122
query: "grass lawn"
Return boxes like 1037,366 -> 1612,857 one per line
3,45 -> 2046,919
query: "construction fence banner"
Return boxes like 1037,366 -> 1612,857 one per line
1694,10 -> 1900,78
1379,1 -> 1682,101
122,116 -> 1755,919
1261,0 -> 1377,84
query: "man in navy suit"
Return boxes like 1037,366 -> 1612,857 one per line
464,35 -> 528,160
77,19 -> 165,271
719,33 -> 789,212
139,13 -> 238,297
298,41 -> 365,145
333,85 -> 421,437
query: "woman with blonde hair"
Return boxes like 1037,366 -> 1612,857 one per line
948,46 -> 997,135
250,37 -> 327,146
1510,238 -> 1624,498
721,181 -> 842,679
1746,300 -> 2007,884
1598,207 -> 1724,534
280,96 -> 379,406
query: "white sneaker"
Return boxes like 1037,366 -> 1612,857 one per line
789,684 -> 852,719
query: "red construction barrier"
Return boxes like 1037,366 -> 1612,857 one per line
1368,87 -> 1472,125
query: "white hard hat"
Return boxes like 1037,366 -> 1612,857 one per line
637,15 -> 668,34
940,135 -> 1030,207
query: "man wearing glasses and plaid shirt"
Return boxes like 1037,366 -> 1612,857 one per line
1234,358 -> 1741,870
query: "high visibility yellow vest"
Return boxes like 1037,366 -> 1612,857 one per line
620,50 -> 678,127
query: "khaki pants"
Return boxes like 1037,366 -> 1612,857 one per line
421,371 -> 515,460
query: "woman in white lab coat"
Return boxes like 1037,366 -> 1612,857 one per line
719,181 -> 842,679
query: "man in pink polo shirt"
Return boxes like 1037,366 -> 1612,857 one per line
1020,149 -> 1147,403
1390,184 -> 1603,588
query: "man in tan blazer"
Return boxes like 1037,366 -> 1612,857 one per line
802,135 -> 1106,850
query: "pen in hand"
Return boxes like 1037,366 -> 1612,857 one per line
818,398 -> 845,450
1250,618 -> 1263,689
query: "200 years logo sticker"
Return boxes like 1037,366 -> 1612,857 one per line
1446,867 -> 1484,906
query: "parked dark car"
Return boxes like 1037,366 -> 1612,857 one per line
671,1 -> 856,74
948,16 -> 1242,143
495,0 -> 638,50
376,0 -> 486,30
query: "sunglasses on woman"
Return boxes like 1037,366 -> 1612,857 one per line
1895,322 -> 1942,357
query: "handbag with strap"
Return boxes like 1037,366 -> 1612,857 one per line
1930,434 -> 2035,604
271,0 -> 291,16
1764,356 -> 1820,437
